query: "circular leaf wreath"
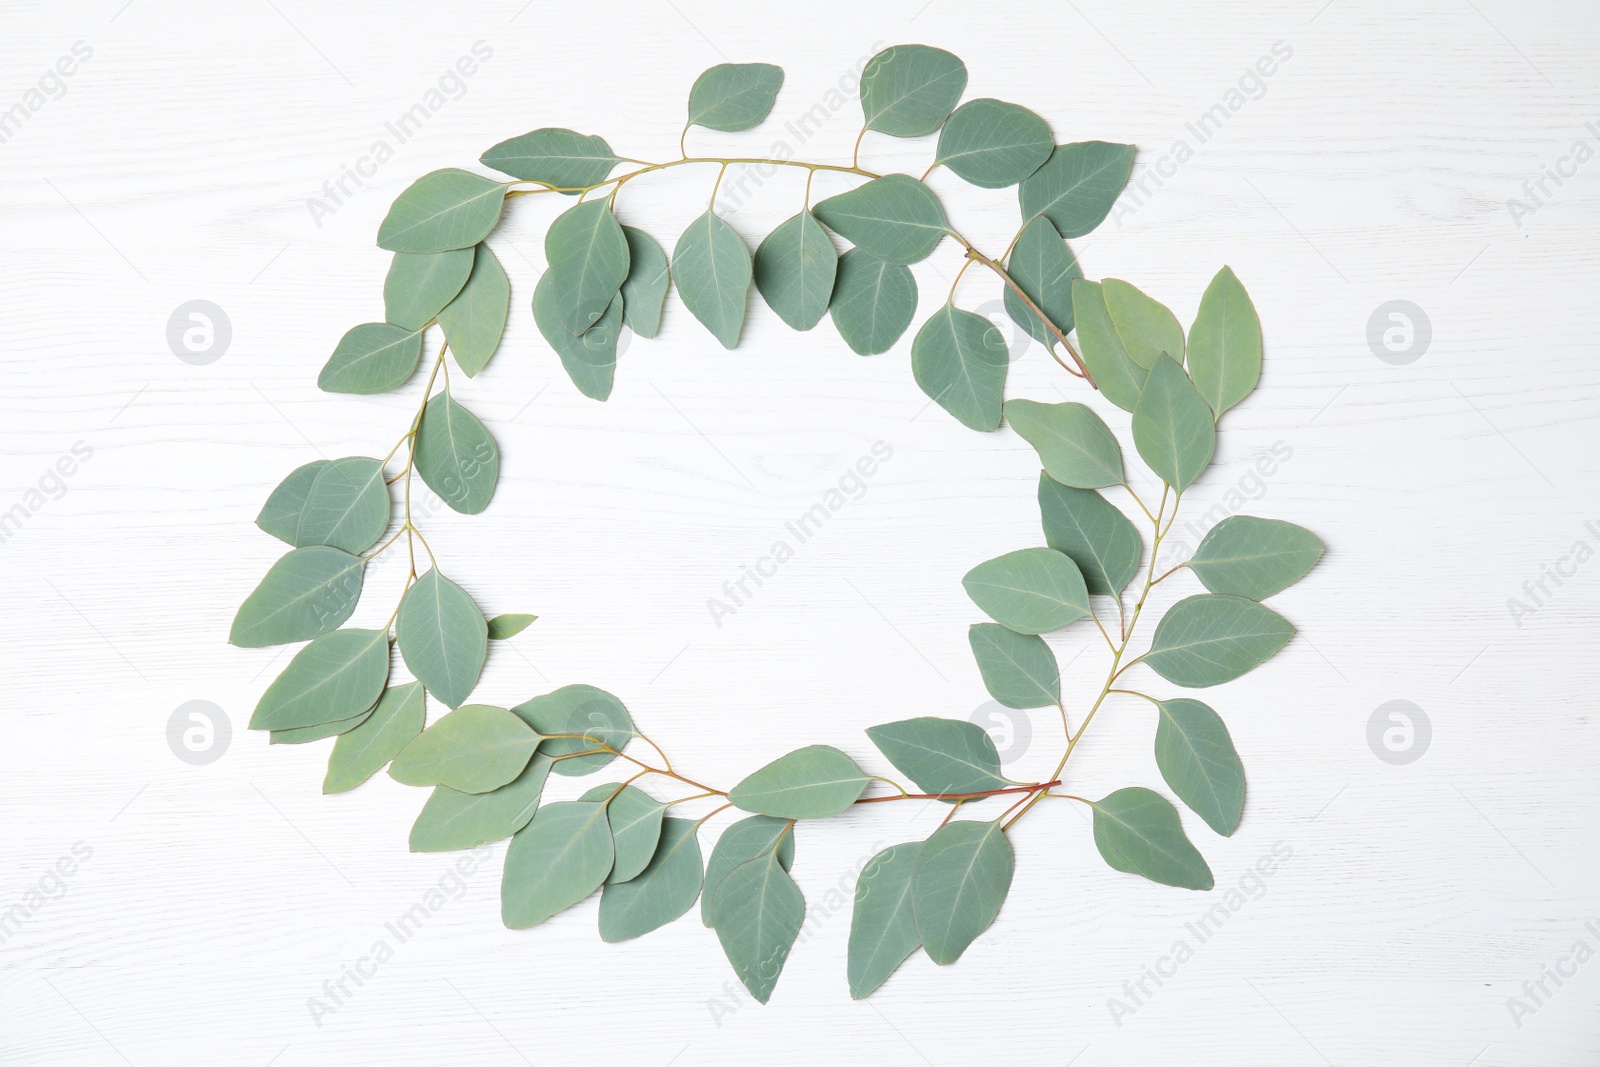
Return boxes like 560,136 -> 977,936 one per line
234,45 -> 1323,1003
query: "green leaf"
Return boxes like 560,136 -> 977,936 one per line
579,783 -> 668,884
486,613 -> 537,640
414,392 -> 498,514
934,98 -> 1052,188
479,128 -> 620,191
812,175 -> 948,265
1187,267 -> 1261,419
511,684 -> 635,777
533,270 -> 621,401
911,305 -> 1008,431
598,818 -> 704,942
249,628 -> 389,731
297,457 -> 388,554
866,717 -> 1010,798
270,702 -> 374,745
501,801 -> 614,928
409,752 -> 555,852
318,323 -> 423,395
1154,699 -> 1245,836
728,744 -> 869,819
913,819 -> 1013,965
829,249 -> 917,355
230,546 -> 364,648
754,210 -> 837,331
1090,787 -> 1214,890
962,547 -> 1090,635
620,226 -> 670,338
396,569 -> 488,708
1188,516 -> 1324,600
256,460 -> 328,545
1070,280 -> 1146,413
1018,141 -> 1135,238
438,244 -> 510,377
1037,474 -> 1142,597
1003,216 -> 1080,345
847,841 -> 922,998
859,44 -> 968,137
967,623 -> 1059,709
378,168 -> 505,253
389,704 -> 539,793
1132,355 -> 1216,493
1103,278 -> 1184,370
1003,399 -> 1122,489
710,848 -> 804,1004
383,249 -> 473,331
672,210 -> 751,348
324,681 -> 425,794
687,63 -> 784,131
545,199 -> 629,336
702,815 -> 795,926
1144,594 -> 1295,688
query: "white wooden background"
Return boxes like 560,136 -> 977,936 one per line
4,1 -> 1598,1064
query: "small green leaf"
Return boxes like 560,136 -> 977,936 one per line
479,128 -> 620,191
728,745 -> 869,819
1188,516 -> 1324,600
967,623 -> 1059,709
486,613 -> 537,640
1132,355 -> 1216,493
383,249 -> 473,331
1003,399 -> 1122,489
813,175 -> 948,265
702,815 -> 795,926
249,628 -> 389,731
1018,141 -> 1135,239
829,249 -> 917,355
415,392 -> 498,514
579,783 -> 668,884
511,684 -> 636,777
598,817 -> 704,943
270,702 -> 374,745
545,199 -> 629,336
533,270 -> 621,401
860,44 -> 968,137
378,168 -> 505,253
913,819 -> 1013,965
934,98 -> 1052,188
911,305 -> 1008,432
396,569 -> 488,709
754,210 -> 837,331
1187,267 -> 1261,419
1090,787 -> 1214,890
1070,280 -> 1146,413
1003,216 -> 1080,345
389,704 -> 539,793
962,547 -> 1090,635
1103,278 -> 1184,369
710,848 -> 804,1003
1154,699 -> 1245,836
409,752 -> 555,852
687,63 -> 784,131
256,460 -> 328,545
438,244 -> 511,377
620,226 -> 670,338
318,323 -> 423,395
230,546 -> 364,648
1037,474 -> 1142,597
672,211 -> 751,348
324,681 -> 426,794
297,457 -> 388,554
866,717 -> 1010,798
847,841 -> 922,998
1144,594 -> 1295,688
501,801 -> 615,928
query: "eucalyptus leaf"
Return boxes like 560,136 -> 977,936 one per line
812,175 -> 948,265
1154,699 -> 1245,836
1003,216 -> 1080,345
728,744 -> 869,819
829,249 -> 917,355
911,305 -> 1007,431
1187,266 -> 1261,419
620,226 -> 670,338
501,801 -> 615,928
479,128 -> 620,191
1103,278 -> 1184,369
383,249 -> 473,331
1144,594 -> 1295,688
1188,516 -> 1324,600
410,752 -> 555,852
1037,474 -> 1142,597
579,783 -> 668,884
687,63 -> 784,131
389,703 -> 539,793
415,392 -> 499,514
1018,141 -> 1135,239
754,210 -> 837,331
710,848 -> 804,1004
324,680 -> 426,794
1003,399 -> 1122,489
967,623 -> 1059,709
1090,787 -> 1213,890
396,569 -> 488,709
534,270 -> 621,400
673,211 -> 751,349
859,44 -> 968,137
962,547 -> 1090,635
511,684 -> 635,777
230,546 -> 364,648
913,819 -> 1013,965
270,702 -> 374,745
1070,280 -> 1146,413
378,168 -> 506,253
702,815 -> 795,926
847,842 -> 922,999
298,457 -> 388,554
1131,355 -> 1215,493
438,244 -> 510,377
934,99 -> 1052,188
486,613 -> 537,640
598,818 -> 704,942
545,199 -> 629,336
318,323 -> 423,395
866,717 -> 1010,798
249,628 -> 389,732
256,460 -> 328,545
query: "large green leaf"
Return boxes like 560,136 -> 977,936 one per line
702,816 -> 795,926
710,848 -> 804,1004
1187,266 -> 1261,419
1144,594 -> 1294,688
728,744 -> 869,819
598,818 -> 704,942
1037,474 -> 1142,597
913,819 -> 1013,965
409,752 -> 555,852
269,702 -> 374,745
829,249 -> 916,355
249,628 -> 389,731
1154,699 -> 1245,836
812,175 -> 948,265
501,801 -> 614,928
866,717 -> 1010,798
297,456 -> 388,553
620,226 -> 670,338
479,128 -> 620,191
395,569 -> 487,708
377,168 -> 505,253
1003,216 -> 1080,345
383,249 -> 473,331
847,841 -> 922,999
1018,141 -> 1135,238
911,305 -> 1008,431
414,392 -> 498,514
934,98 -> 1052,188
1188,516 -> 1324,600
1132,355 -> 1215,493
672,211 -> 751,349
324,681 -> 425,794
230,546 -> 364,647
859,44 -> 968,137
389,704 -> 539,793
962,547 -> 1090,635
754,210 -> 837,331
1070,280 -> 1146,413
318,323 -> 423,395
1103,278 -> 1184,369
1090,787 -> 1213,890
1003,399 -> 1122,489
437,244 -> 510,377
579,783 -> 668,884
687,63 -> 784,131
533,271 -> 621,401
967,623 -> 1059,709
545,199 -> 629,336
256,460 -> 328,545
511,684 -> 635,777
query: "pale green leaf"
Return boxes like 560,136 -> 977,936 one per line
1188,516 -> 1324,600
230,546 -> 364,648
672,210 -> 751,348
256,460 -> 328,545
1003,216 -> 1080,345
812,175 -> 948,265
270,701 -> 374,745
829,249 -> 916,355
438,244 -> 510,377
1154,699 -> 1245,836
378,168 -> 505,253
533,270 -> 620,401
967,623 -> 1059,709
410,752 -> 555,852
598,818 -> 704,942
1037,474 -> 1142,597
710,849 -> 804,1004
324,681 -> 426,794
913,819 -> 1013,965
934,98 -> 1052,188
479,128 -> 620,191
545,199 -> 629,336
754,210 -> 837,330
962,547 -> 1090,635
415,392 -> 498,514
1070,280 -> 1146,412
688,63 -> 784,131
383,249 -> 473,331
501,801 -> 614,927
389,704 -> 539,793
1132,355 -> 1216,493
847,841 -> 922,998
486,613 -> 537,640
860,44 -> 968,137
1018,141 -> 1135,238
318,323 -> 423,395
579,783 -> 668,884
728,744 -> 869,819
1103,278 -> 1184,369
297,457 -> 388,554
396,569 -> 487,708
249,628 -> 389,731
702,815 -> 795,926
1144,594 -> 1295,688
1004,399 -> 1122,489
511,684 -> 635,777
620,226 -> 670,338
1090,787 -> 1214,889
911,305 -> 1008,431
866,717 -> 1010,798
1187,266 -> 1261,419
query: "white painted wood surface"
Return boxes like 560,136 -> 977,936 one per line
4,1 -> 1598,1063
